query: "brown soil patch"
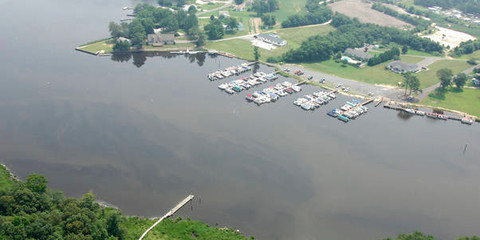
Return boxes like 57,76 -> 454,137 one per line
329,0 -> 412,28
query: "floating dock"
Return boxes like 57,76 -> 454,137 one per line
138,194 -> 194,240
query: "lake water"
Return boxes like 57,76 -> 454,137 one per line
1,0 -> 480,239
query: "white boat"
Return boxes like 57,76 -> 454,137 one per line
415,110 -> 425,116
291,85 -> 301,92
404,108 -> 416,114
461,118 -> 474,125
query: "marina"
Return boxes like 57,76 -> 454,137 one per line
218,71 -> 279,94
247,81 -> 303,105
294,90 -> 337,111
327,98 -> 373,123
208,62 -> 256,81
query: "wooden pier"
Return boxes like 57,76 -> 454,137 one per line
138,194 -> 194,240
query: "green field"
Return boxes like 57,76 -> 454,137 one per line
206,24 -> 334,61
421,87 -> 480,117
303,59 -> 407,86
415,60 -> 471,88
272,0 -> 309,22
78,39 -> 113,54
459,50 -> 480,60
0,164 -> 13,191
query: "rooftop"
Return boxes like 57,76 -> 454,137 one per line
344,48 -> 373,60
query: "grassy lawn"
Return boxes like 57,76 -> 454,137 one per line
303,59 -> 406,86
415,59 -> 471,89
143,42 -> 196,50
206,24 -> 334,61
406,49 -> 441,57
199,2 -> 224,11
0,164 -> 13,191
122,217 -> 248,240
78,40 -> 113,54
458,50 -> 480,60
399,55 -> 425,63
272,0 -> 309,22
421,87 -> 480,117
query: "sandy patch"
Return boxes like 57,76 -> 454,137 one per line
329,0 -> 411,28
422,26 -> 476,49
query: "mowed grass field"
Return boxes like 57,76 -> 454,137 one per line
421,87 -> 480,117
78,40 -> 113,54
272,0 -> 309,22
302,56 -> 423,86
415,60 -> 471,89
206,24 -> 334,61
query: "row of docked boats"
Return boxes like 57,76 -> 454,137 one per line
402,108 -> 474,124
246,81 -> 301,105
327,100 -> 368,122
218,72 -> 278,94
208,63 -> 252,81
293,91 -> 336,111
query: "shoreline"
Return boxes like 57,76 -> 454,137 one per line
74,43 -> 479,122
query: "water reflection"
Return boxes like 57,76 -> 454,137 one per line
111,52 -> 208,67
397,111 -> 414,120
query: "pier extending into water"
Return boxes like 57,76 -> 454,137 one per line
138,194 -> 194,240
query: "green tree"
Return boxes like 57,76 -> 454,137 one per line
402,45 -> 408,54
382,231 -> 435,240
26,174 -> 48,194
196,32 -> 206,47
403,72 -> 413,95
107,213 -> 124,239
453,73 -> 467,88
204,19 -> 224,40
254,46 -> 260,61
436,68 -> 453,89
108,22 -> 125,38
226,17 -> 239,32
113,40 -> 131,52
408,74 -> 420,94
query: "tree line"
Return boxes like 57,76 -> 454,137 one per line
0,169 -> 253,240
367,47 -> 400,66
282,13 -> 443,63
451,39 -> 480,57
251,0 -> 279,16
108,3 -> 199,50
371,3 -> 430,32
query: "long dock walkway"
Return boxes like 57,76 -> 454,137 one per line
138,194 -> 194,240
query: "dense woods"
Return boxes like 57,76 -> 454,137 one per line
282,13 -> 443,63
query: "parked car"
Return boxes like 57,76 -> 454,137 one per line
308,76 -> 313,80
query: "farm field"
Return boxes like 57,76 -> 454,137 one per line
329,0 -> 411,28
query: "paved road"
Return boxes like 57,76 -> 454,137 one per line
277,63 -> 405,100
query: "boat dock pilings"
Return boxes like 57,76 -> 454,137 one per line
138,194 -> 194,240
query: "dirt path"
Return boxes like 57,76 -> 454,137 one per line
250,18 -> 261,35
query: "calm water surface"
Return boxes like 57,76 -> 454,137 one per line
1,0 -> 480,239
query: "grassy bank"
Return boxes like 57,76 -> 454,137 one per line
302,56 -> 424,86
421,87 -> 480,117
416,59 -> 471,89
206,24 -> 334,61
78,39 -> 114,54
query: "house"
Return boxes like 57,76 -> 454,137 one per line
256,33 -> 287,47
147,33 -> 175,47
219,11 -> 230,18
387,61 -> 420,74
343,48 -> 373,61
117,37 -> 131,43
